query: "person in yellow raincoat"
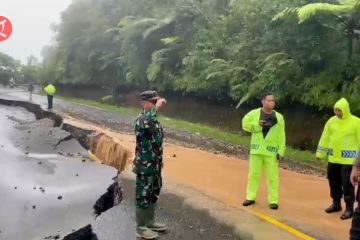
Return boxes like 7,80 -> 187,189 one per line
317,98 -> 360,220
242,93 -> 286,210
44,83 -> 56,110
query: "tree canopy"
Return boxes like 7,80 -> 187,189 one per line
0,52 -> 21,86
36,0 -> 360,112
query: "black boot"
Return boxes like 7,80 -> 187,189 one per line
325,200 -> 342,213
341,201 -> 354,220
243,200 -> 255,207
350,207 -> 360,240
269,204 -> 279,210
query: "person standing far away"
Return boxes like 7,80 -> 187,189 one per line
9,77 -> 15,88
350,148 -> 360,239
28,81 -> 34,101
316,98 -> 360,220
241,93 -> 286,210
43,83 -> 56,110
133,90 -> 168,239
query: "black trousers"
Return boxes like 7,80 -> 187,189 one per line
47,94 -> 53,109
350,185 -> 360,240
327,162 -> 355,204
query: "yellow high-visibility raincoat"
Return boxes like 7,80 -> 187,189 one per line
317,98 -> 360,165
242,108 -> 286,204
44,84 -> 56,96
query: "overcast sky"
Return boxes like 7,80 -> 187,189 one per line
0,0 -> 72,63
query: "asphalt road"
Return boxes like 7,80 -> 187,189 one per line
0,90 -> 241,240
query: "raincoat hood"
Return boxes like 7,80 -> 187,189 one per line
334,98 -> 351,119
317,97 -> 360,165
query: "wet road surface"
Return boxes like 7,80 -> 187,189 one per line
0,90 -> 244,240
93,178 -> 240,240
0,105 -> 117,240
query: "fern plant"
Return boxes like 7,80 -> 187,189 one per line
274,0 -> 360,61
274,0 -> 360,23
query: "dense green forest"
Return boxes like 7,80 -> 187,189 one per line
0,52 -> 40,87
0,52 -> 20,86
3,0 -> 360,111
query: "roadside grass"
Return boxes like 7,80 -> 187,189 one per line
56,95 -> 323,167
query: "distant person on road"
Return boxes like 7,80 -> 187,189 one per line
9,78 -> 15,88
44,83 -> 56,110
133,90 -> 167,239
350,150 -> 360,239
317,98 -> 360,220
28,81 -> 34,101
242,93 -> 286,210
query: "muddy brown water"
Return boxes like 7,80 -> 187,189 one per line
58,86 -> 333,151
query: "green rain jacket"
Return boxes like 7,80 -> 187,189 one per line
316,98 -> 360,165
242,108 -> 286,157
44,84 -> 56,95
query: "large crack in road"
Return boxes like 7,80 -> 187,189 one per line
0,95 -> 243,240
0,99 -> 124,240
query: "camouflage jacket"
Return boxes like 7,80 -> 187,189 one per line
133,108 -> 164,175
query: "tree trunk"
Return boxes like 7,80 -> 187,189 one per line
347,17 -> 356,61
112,71 -> 117,104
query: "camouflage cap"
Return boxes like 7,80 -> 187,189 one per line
139,90 -> 161,102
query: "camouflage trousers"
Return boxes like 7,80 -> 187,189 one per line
136,173 -> 162,209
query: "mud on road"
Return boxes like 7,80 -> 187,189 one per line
51,97 -> 327,177
0,97 -> 242,240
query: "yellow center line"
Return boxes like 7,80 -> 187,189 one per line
54,101 -> 317,239
247,209 -> 317,240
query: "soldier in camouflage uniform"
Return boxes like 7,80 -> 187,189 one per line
134,90 -> 167,239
